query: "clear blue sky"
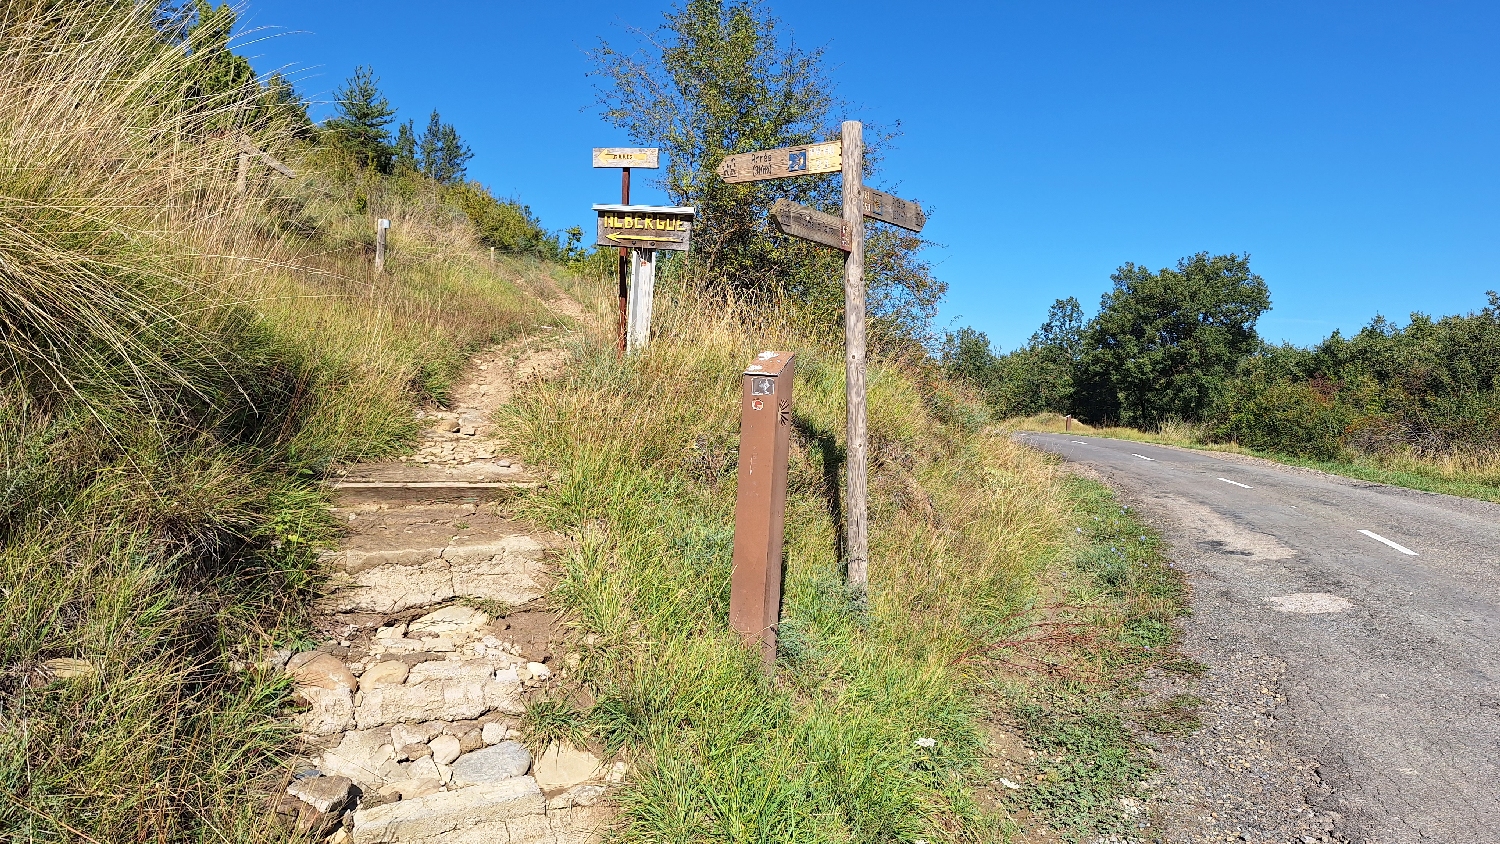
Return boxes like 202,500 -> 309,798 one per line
241,1 -> 1500,352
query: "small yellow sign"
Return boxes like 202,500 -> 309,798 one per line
592,147 -> 660,168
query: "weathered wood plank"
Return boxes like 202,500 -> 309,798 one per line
716,140 -> 841,183
841,120 -> 869,592
593,204 -> 694,252
861,187 -> 926,232
593,147 -> 660,168
769,199 -> 849,251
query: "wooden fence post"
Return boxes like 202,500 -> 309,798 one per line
625,248 -> 656,353
841,120 -> 869,593
730,351 -> 796,668
375,218 -> 389,274
236,150 -> 250,194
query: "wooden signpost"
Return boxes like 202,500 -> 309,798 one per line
769,199 -> 849,251
590,202 -> 694,354
236,136 -> 294,194
716,140 -> 842,184
862,186 -> 926,232
593,148 -> 662,355
724,123 -> 927,602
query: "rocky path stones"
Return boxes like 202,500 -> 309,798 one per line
275,327 -> 617,844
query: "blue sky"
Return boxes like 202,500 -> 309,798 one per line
241,1 -> 1500,352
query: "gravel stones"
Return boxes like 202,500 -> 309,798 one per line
428,734 -> 461,766
449,741 -> 531,785
290,653 -> 358,692
359,660 -> 409,690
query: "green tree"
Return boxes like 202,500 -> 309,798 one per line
1074,253 -> 1270,427
182,1 -> 254,128
393,119 -> 418,173
589,0 -> 944,345
418,110 -> 472,184
324,66 -> 396,172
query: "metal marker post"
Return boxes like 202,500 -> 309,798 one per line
729,351 -> 796,669
841,120 -> 869,593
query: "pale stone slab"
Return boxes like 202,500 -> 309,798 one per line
351,777 -> 544,844
450,741 -> 531,785
532,743 -> 603,792
354,676 -> 523,729
294,686 -> 355,736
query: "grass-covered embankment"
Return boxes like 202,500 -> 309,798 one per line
1010,412 -> 1500,503
501,273 -> 1189,841
0,5 -> 556,839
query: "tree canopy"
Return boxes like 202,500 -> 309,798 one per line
589,0 -> 944,346
324,66 -> 396,171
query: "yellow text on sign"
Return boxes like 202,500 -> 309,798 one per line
603,215 -> 689,230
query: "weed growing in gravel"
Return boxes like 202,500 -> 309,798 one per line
999,477 -> 1191,840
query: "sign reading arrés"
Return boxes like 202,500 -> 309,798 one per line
592,147 -> 659,168
716,140 -> 841,183
862,187 -> 926,233
593,204 -> 695,252
770,199 -> 849,252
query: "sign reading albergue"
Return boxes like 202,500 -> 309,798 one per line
593,204 -> 695,252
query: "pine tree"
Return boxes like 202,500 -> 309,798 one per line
183,0 -> 255,128
394,119 -> 418,172
418,110 -> 442,178
325,66 -> 396,172
417,110 -> 473,184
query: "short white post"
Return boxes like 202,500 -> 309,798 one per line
375,218 -> 390,273
626,248 -> 656,353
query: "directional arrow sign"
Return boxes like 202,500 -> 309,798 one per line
593,147 -> 659,168
717,140 -> 841,184
862,187 -> 926,232
769,199 -> 849,252
593,204 -> 695,252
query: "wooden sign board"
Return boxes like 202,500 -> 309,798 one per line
862,187 -> 925,232
769,199 -> 849,252
717,141 -> 841,184
593,148 -> 660,169
593,204 -> 694,252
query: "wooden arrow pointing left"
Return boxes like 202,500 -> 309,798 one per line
593,204 -> 695,252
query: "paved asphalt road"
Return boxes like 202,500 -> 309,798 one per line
1020,433 -> 1500,844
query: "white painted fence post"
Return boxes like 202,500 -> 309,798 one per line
626,248 -> 656,353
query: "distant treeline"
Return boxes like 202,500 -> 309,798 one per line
148,0 -> 572,258
944,253 -> 1500,459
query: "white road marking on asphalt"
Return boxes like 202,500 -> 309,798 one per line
1264,593 -> 1354,613
1071,441 -> 1087,445
1218,477 -> 1252,489
1131,453 -> 1156,461
1359,530 -> 1418,556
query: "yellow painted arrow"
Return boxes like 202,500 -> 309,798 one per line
607,232 -> 682,243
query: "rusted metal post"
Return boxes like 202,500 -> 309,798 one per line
730,351 -> 796,669
618,167 -> 630,358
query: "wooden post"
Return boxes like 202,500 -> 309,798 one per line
730,351 -> 796,669
625,249 -> 656,352
489,246 -> 495,264
375,218 -> 389,274
841,120 -> 869,593
236,150 -> 250,194
1065,415 -> 1073,432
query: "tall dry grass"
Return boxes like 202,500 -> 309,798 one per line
0,3 -> 557,840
